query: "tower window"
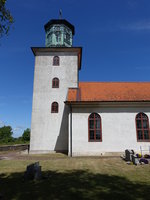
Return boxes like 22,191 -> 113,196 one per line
51,102 -> 59,113
136,112 -> 150,141
66,33 -> 70,44
53,56 -> 59,66
88,113 -> 102,142
55,31 -> 61,42
52,78 -> 59,88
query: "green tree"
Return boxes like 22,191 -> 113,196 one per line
0,0 -> 14,37
0,125 -> 13,143
22,128 -> 30,142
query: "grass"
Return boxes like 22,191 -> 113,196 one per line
0,154 -> 150,200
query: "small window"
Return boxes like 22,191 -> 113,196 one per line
53,56 -> 59,66
88,113 -> 102,142
136,112 -> 150,141
51,102 -> 58,113
52,78 -> 59,88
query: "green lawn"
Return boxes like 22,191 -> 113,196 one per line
0,154 -> 150,200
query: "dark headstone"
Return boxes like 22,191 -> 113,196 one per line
24,162 -> 42,180
125,149 -> 134,161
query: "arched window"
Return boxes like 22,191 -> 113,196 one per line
136,112 -> 150,141
88,113 -> 102,141
52,78 -> 59,88
51,102 -> 59,113
53,56 -> 59,66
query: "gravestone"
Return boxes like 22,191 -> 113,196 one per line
24,162 -> 42,180
131,155 -> 139,165
125,149 -> 134,161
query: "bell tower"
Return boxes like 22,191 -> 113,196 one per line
30,17 -> 82,154
44,19 -> 75,47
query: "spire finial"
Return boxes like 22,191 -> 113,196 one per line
59,9 -> 62,19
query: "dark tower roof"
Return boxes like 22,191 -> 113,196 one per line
44,19 -> 75,35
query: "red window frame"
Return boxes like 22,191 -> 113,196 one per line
52,78 -> 59,88
88,113 -> 102,142
136,112 -> 150,142
53,56 -> 59,66
51,102 -> 58,113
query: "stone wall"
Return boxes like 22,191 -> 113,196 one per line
0,144 -> 29,151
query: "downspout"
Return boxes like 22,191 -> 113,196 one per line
70,104 -> 72,157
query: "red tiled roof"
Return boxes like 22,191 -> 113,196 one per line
67,82 -> 150,102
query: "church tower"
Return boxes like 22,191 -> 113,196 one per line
30,18 -> 82,154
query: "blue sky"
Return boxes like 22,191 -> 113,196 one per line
0,0 -> 150,137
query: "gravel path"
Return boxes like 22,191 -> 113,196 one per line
0,151 -> 68,160
0,151 -> 120,161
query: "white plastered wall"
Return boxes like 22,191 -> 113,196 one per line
70,106 -> 150,156
30,51 -> 78,153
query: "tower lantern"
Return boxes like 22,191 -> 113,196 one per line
44,19 -> 75,47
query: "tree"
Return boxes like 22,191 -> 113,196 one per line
22,128 -> 30,142
0,0 -> 14,38
0,125 -> 13,143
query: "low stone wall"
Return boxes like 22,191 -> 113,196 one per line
0,144 -> 29,151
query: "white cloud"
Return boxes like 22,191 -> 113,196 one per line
88,19 -> 150,34
13,126 -> 25,138
0,120 -> 27,137
90,19 -> 150,34
0,120 -> 4,127
13,126 -> 25,132
120,20 -> 150,31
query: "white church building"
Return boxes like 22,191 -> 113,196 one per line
30,18 -> 150,156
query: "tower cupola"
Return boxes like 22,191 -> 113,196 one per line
44,19 -> 75,47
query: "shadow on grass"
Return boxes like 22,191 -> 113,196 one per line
0,170 -> 149,200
